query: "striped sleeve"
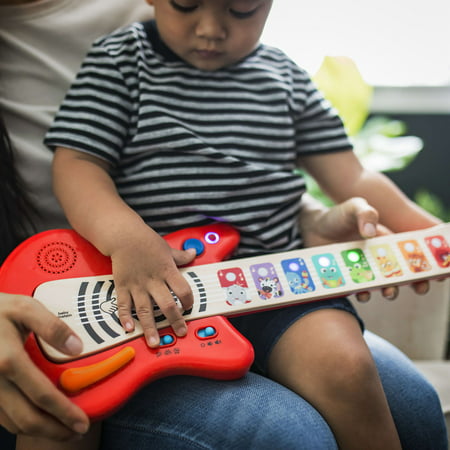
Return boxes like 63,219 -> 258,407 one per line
289,64 -> 353,154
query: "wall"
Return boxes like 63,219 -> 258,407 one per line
386,113 -> 450,210
371,86 -> 450,211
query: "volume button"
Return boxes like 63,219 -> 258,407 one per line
59,346 -> 135,393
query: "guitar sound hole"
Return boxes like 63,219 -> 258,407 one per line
36,241 -> 77,274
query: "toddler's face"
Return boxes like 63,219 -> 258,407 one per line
147,0 -> 273,71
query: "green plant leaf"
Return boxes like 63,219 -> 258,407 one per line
414,189 -> 450,221
353,134 -> 423,172
313,56 -> 373,136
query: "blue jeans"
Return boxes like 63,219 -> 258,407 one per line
0,332 -> 447,449
100,331 -> 448,450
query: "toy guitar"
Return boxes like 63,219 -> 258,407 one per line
0,223 -> 449,421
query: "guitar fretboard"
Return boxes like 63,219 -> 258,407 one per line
34,224 -> 450,361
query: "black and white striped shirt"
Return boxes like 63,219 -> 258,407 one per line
45,21 -> 352,257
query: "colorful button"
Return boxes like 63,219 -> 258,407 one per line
160,334 -> 175,346
182,238 -> 205,255
197,326 -> 217,338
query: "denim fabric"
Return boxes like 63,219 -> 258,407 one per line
1,329 -> 447,449
99,329 -> 448,450
368,331 -> 448,450
101,373 -> 338,449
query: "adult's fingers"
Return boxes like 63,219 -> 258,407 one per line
0,376 -> 86,440
8,351 -> 88,432
0,295 -> 89,437
4,295 -> 83,356
0,408 -> 19,435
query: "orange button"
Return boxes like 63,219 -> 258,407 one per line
59,346 -> 135,393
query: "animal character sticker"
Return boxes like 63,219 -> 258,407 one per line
341,249 -> 375,284
312,253 -> 345,289
369,244 -> 403,278
250,262 -> 283,301
281,258 -> 315,294
398,240 -> 431,273
425,235 -> 450,268
217,267 -> 251,306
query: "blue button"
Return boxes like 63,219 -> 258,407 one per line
197,326 -> 216,338
204,326 -> 215,337
160,334 -> 175,346
182,238 -> 205,255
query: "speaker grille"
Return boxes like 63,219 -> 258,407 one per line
36,241 -> 77,274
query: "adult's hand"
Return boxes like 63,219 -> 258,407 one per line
0,293 -> 90,440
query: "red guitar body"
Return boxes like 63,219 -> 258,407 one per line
0,224 -> 254,421
4,222 -> 448,421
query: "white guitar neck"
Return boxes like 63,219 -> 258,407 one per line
35,224 -> 450,361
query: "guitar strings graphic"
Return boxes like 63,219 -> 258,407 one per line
74,271 -> 209,344
78,280 -> 119,344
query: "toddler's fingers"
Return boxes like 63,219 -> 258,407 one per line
130,289 -> 160,348
169,275 -> 194,313
171,248 -> 197,267
355,291 -> 371,303
350,198 -> 379,238
382,286 -> 399,300
412,280 -> 430,295
115,289 -> 136,333
150,284 -> 187,339
342,197 -> 392,238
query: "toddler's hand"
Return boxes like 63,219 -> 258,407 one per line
299,195 -> 434,302
110,227 -> 195,348
300,196 -> 389,247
